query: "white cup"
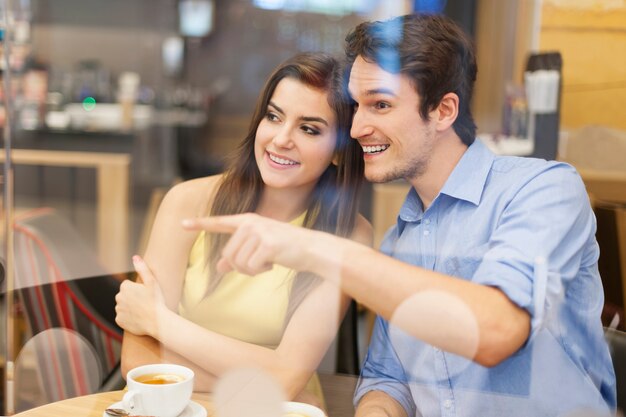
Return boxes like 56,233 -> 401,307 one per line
123,364 -> 194,417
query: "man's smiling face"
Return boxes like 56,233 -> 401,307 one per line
348,55 -> 437,184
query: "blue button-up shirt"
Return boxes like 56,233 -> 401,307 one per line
355,140 -> 616,417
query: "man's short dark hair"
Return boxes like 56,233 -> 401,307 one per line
345,13 -> 477,146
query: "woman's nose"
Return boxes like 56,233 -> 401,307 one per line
272,126 -> 294,148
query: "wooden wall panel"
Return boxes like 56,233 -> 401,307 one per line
539,1 -> 626,130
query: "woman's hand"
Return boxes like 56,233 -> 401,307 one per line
115,255 -> 170,338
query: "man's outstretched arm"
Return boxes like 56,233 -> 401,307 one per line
182,214 -> 530,367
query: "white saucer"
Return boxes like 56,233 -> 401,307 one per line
284,401 -> 326,417
103,400 -> 207,417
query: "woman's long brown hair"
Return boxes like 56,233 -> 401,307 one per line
205,53 -> 363,320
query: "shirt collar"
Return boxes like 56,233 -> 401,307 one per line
439,139 -> 494,206
396,139 -> 494,227
398,187 -> 423,224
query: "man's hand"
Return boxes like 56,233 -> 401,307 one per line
182,213 -> 316,276
355,391 -> 409,417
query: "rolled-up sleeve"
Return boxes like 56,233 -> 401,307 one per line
472,164 -> 597,338
354,315 -> 416,416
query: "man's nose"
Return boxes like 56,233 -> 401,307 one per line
350,108 -> 374,139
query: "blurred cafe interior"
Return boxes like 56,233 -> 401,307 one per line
1,0 -> 626,415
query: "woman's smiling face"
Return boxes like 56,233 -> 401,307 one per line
255,77 -> 338,193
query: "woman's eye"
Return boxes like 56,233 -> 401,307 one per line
301,125 -> 321,136
266,112 -> 280,122
374,101 -> 390,110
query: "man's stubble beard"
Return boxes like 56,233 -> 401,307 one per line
365,131 -> 435,184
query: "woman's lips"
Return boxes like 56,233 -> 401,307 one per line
266,151 -> 299,168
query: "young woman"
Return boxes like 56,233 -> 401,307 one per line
114,53 -> 371,404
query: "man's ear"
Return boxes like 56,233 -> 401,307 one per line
434,92 -> 459,132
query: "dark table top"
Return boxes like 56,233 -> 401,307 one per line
320,373 -> 358,417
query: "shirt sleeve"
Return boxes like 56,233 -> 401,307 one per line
354,315 -> 416,417
471,163 -> 597,339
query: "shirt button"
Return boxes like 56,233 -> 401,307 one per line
444,399 -> 452,409
423,230 -> 430,236
424,219 -> 431,225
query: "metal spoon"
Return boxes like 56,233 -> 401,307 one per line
105,408 -> 129,417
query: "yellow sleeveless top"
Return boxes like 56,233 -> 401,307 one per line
177,212 -> 324,403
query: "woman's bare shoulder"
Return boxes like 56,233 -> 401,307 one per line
160,174 -> 224,218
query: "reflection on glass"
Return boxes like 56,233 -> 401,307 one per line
179,0 -> 215,37
253,0 -> 378,16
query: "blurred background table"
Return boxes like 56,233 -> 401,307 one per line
0,148 -> 130,271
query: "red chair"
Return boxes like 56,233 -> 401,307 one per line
12,208 -> 124,409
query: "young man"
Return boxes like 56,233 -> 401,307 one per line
184,14 -> 615,416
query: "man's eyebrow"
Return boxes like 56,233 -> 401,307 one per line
365,88 -> 397,97
269,101 -> 328,126
349,87 -> 398,99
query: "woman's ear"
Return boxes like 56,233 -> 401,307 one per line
331,153 -> 339,166
434,92 -> 459,132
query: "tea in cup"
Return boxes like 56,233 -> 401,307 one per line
124,364 -> 194,417
134,373 -> 186,385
